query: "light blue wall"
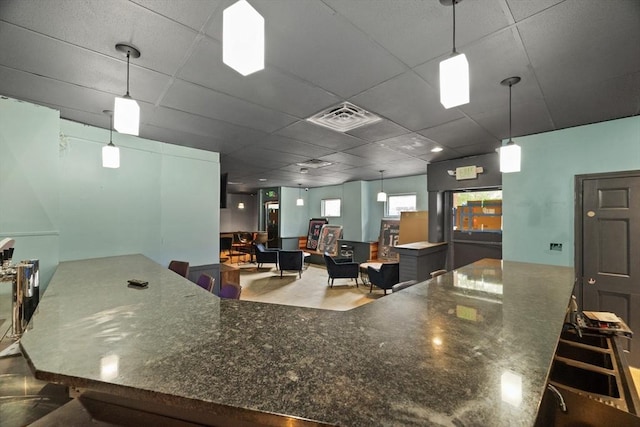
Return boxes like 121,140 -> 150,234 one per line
59,120 -> 220,268
503,116 -> 640,266
280,186 -> 310,238
300,175 -> 428,243
0,97 -> 60,287
0,96 -> 221,291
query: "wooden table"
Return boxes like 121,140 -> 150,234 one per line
220,263 -> 240,286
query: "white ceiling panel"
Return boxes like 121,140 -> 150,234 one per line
130,0 -> 222,31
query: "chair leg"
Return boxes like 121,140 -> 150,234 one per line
370,283 -> 373,293
331,278 -> 334,288
298,270 -> 302,278
355,278 -> 359,288
280,270 -> 283,278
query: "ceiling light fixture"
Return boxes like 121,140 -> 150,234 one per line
113,43 -> 141,136
377,170 -> 387,202
439,0 -> 469,109
223,0 -> 264,76
102,110 -> 120,169
431,147 -> 444,153
296,184 -> 304,206
238,202 -> 245,209
499,76 -> 522,173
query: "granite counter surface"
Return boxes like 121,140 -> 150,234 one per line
20,255 -> 575,426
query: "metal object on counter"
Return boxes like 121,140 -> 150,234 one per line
10,262 -> 34,339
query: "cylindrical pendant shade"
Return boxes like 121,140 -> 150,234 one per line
296,198 -> 304,206
102,144 -> 120,168
439,53 -> 469,109
114,96 -> 140,136
499,143 -> 521,173
377,191 -> 387,202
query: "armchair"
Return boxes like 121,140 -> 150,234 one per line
278,250 -> 304,278
324,253 -> 359,288
367,263 -> 399,295
254,243 -> 279,268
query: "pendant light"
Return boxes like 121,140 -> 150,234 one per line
113,43 -> 141,136
238,202 -> 245,209
102,110 -> 120,169
499,76 -> 522,173
439,0 -> 469,109
296,184 -> 304,206
223,0 -> 264,76
377,170 -> 387,202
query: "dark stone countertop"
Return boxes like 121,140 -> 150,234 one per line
20,255 -> 575,426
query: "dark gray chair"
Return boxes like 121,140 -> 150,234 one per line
168,260 -> 189,278
368,263 -> 399,295
254,243 -> 279,268
278,250 -> 304,278
324,253 -> 359,288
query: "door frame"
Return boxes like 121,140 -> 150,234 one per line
574,169 -> 640,309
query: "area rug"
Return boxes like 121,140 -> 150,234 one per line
236,263 -> 383,311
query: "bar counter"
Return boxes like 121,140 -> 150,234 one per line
20,255 -> 575,426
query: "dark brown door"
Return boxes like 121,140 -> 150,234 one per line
582,174 -> 640,366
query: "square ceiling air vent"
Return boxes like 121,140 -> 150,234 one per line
307,102 -> 381,132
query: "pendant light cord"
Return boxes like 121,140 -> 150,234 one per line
125,52 -> 131,97
109,112 -> 114,144
508,82 -> 512,143
452,0 -> 457,54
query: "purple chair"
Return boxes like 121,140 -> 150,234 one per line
196,274 -> 215,292
168,260 -> 189,278
219,282 -> 242,299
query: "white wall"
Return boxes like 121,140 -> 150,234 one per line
503,116 -> 640,266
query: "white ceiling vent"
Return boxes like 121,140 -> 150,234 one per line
296,159 -> 333,169
307,102 -> 381,132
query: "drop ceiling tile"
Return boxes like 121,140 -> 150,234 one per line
162,79 -> 297,132
205,0 -> 407,98
0,24 -> 170,104
0,0 -> 200,75
318,152 -> 375,168
350,71 -> 464,131
418,118 -> 498,149
376,133 -> 439,156
472,98 -> 556,140
130,0 -> 221,31
344,144 -> 418,163
345,119 -> 410,142
505,0 -> 564,21
517,0 -> 640,92
545,72 -> 640,130
275,120 -> 368,151
179,37 -> 341,117
325,0 -> 511,68
257,135 -> 335,159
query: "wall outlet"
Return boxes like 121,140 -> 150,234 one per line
550,243 -> 563,251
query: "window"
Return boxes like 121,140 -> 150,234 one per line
386,194 -> 417,217
321,198 -> 341,217
453,190 -> 502,232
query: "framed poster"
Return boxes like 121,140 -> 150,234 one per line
306,218 -> 328,250
317,225 -> 343,255
378,219 -> 400,261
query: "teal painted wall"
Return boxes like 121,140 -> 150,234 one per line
503,116 -> 640,266
301,175 -> 428,243
0,96 -> 220,291
59,120 -> 220,268
0,97 -> 60,287
280,186 -> 310,238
